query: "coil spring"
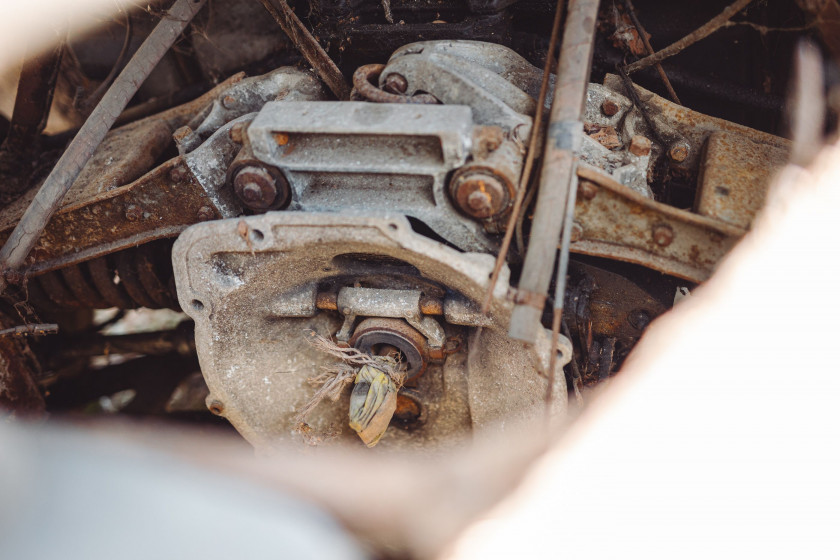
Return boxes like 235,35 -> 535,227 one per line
26,239 -> 180,311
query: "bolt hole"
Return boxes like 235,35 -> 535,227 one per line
250,229 -> 265,242
191,299 -> 205,311
388,223 -> 399,231
208,401 -> 224,415
714,186 -> 730,197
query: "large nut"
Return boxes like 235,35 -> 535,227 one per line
629,135 -> 652,157
232,165 -> 289,210
450,170 -> 510,219
601,99 -> 620,116
668,141 -> 690,162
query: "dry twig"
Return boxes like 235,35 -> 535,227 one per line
624,0 -> 755,74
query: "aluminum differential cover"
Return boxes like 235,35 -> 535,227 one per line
173,212 -> 570,451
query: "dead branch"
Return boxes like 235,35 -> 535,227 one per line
624,0 -> 754,74
621,0 -> 681,104
257,0 -> 351,100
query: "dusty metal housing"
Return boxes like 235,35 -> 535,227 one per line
173,212 -> 571,450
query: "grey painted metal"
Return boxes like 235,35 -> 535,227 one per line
172,212 -> 571,451
248,101 -> 497,251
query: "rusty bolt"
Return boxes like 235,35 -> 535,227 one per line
197,206 -> 215,221
467,190 -> 493,215
169,165 -> 187,184
383,73 -> 408,94
207,400 -> 225,416
652,223 -> 674,247
233,165 -> 288,210
474,126 -> 504,155
229,122 -> 247,144
629,135 -> 652,157
221,95 -> 237,110
578,180 -> 598,200
450,171 -> 509,219
628,309 -> 651,330
601,99 -> 620,116
172,125 -> 192,143
570,222 -> 584,242
668,141 -> 690,162
4,269 -> 23,286
125,204 -> 142,222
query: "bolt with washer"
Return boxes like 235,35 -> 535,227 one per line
668,142 -> 690,162
652,224 -> 674,246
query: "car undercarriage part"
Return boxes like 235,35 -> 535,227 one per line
0,0 -> 818,450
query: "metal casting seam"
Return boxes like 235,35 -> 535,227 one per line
480,0 -> 565,315
0,0 -> 207,294
624,0 -> 755,74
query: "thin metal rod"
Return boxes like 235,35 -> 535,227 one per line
481,0 -> 565,314
258,0 -> 351,100
0,323 -> 57,337
624,0 -> 754,74
508,0 -> 600,344
621,0 -> 681,104
546,172 -> 578,404
0,0 -> 207,293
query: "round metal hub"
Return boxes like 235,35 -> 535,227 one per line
349,317 -> 428,380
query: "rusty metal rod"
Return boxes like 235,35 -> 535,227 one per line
508,0 -> 600,344
624,0 -> 754,74
0,323 -> 57,337
0,0 -> 206,293
481,0 -> 565,315
621,0 -> 681,104
258,0 -> 351,100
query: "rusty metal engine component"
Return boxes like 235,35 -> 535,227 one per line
172,212 -> 571,451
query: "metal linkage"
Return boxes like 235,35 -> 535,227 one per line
509,0 -> 601,344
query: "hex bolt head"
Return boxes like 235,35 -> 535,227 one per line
383,73 -> 408,94
570,222 -> 584,242
578,180 -> 598,200
628,309 -> 651,330
652,223 -> 674,246
197,206 -> 215,221
668,142 -> 690,162
241,183 -> 263,203
601,99 -> 620,116
221,95 -> 237,110
233,165 -> 288,210
169,165 -> 187,183
229,122 -> 247,144
450,171 -> 509,219
4,269 -> 23,286
629,135 -> 652,157
125,204 -> 142,221
467,190 -> 493,214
